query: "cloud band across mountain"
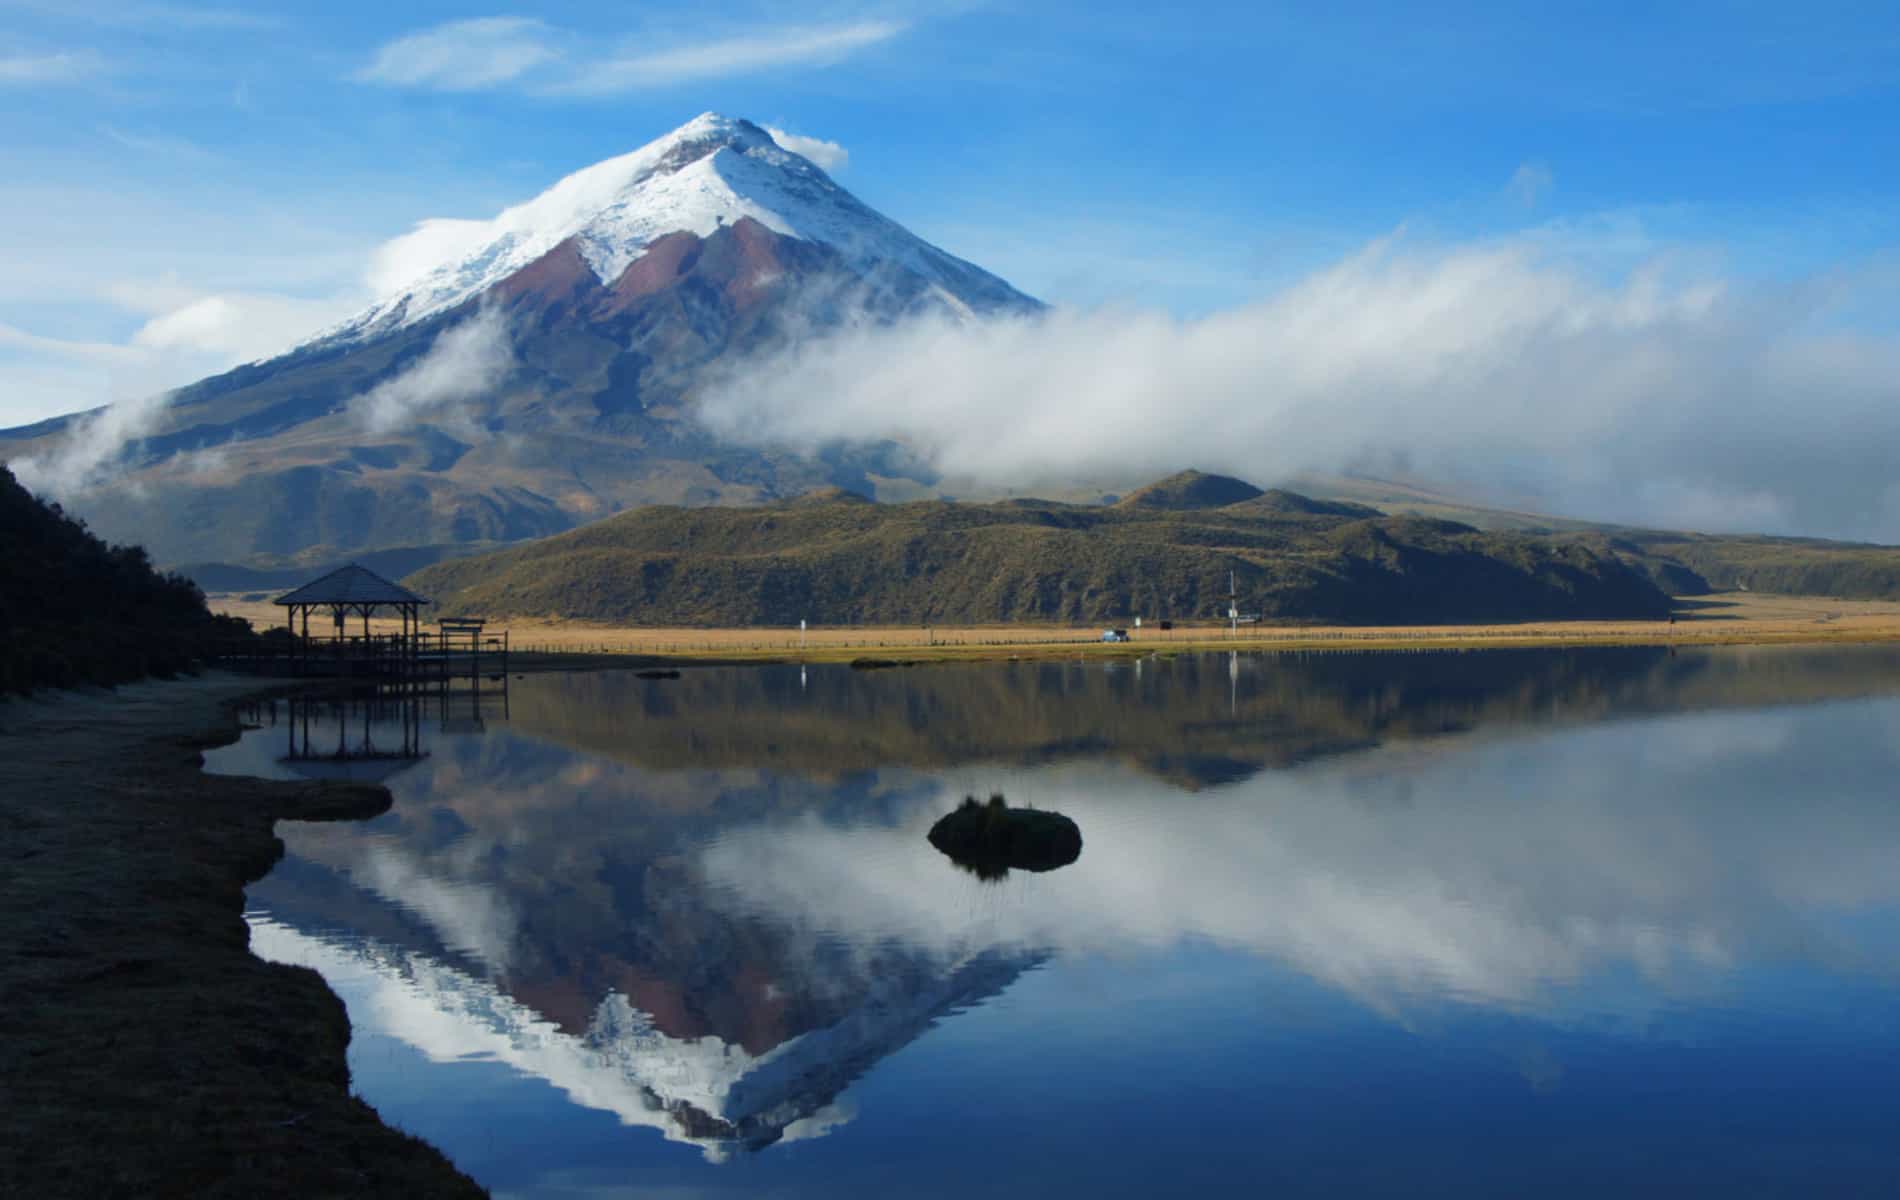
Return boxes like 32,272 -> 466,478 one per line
698,236 -> 1900,542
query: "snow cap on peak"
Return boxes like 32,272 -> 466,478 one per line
653,112 -> 781,163
673,111 -> 771,141
318,111 -> 1037,346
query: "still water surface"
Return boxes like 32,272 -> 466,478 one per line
210,647 -> 1900,1197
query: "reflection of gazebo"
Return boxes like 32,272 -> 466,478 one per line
274,563 -> 429,677
281,691 -> 427,783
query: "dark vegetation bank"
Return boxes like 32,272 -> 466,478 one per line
0,678 -> 485,1197
0,465 -> 250,694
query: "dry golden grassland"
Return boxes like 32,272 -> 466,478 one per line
208,591 -> 1900,664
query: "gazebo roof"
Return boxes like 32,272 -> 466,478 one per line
274,563 -> 429,607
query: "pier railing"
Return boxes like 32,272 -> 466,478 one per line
211,628 -> 509,681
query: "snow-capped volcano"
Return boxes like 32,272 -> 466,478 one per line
324,112 -> 1036,343
0,112 -> 1043,570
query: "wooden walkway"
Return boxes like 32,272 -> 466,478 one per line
215,625 -> 510,682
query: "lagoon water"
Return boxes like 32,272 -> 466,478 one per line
210,647 -> 1900,1197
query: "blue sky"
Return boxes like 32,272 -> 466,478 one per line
2,0 -> 1898,431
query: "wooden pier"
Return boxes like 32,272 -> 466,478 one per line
221,563 -> 511,683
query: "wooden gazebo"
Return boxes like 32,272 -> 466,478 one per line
274,563 -> 429,677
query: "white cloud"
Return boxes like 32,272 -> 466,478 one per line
353,306 -> 513,435
128,290 -> 358,360
0,282 -> 363,482
0,1 -> 279,30
698,233 -> 1900,541
119,3 -> 277,30
558,21 -> 904,94
9,387 -> 173,498
0,50 -> 104,84
0,362 -> 121,428
765,125 -> 848,171
365,217 -> 495,298
357,17 -> 905,96
1508,161 -> 1555,208
99,126 -> 219,161
98,276 -> 205,316
354,16 -> 560,91
0,321 -> 140,362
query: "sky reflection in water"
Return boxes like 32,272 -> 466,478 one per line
211,646 -> 1900,1198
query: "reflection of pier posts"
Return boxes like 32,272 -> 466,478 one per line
421,617 -> 509,733
280,685 -> 430,780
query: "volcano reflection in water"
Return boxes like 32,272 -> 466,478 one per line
211,646 -> 1900,1194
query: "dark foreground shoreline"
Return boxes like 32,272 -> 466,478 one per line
0,674 -> 484,1198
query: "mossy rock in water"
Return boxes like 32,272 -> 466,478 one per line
928,794 -> 1083,878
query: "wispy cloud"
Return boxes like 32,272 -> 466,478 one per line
765,125 -> 848,171
111,2 -> 278,30
0,50 -> 104,84
0,321 -> 139,362
355,16 -> 905,95
1507,161 -> 1554,209
353,16 -> 559,91
353,306 -> 513,436
127,290 -> 358,360
8,387 -> 173,498
556,21 -> 905,94
0,281 -> 361,467
3,279 -> 393,495
0,1 -> 277,31
99,125 -> 219,161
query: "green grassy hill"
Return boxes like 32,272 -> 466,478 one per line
406,471 -> 1673,625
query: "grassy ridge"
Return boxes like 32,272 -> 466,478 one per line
406,475 -> 1673,626
1602,530 -> 1900,600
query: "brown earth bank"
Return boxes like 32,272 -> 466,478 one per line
0,674 -> 484,1199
